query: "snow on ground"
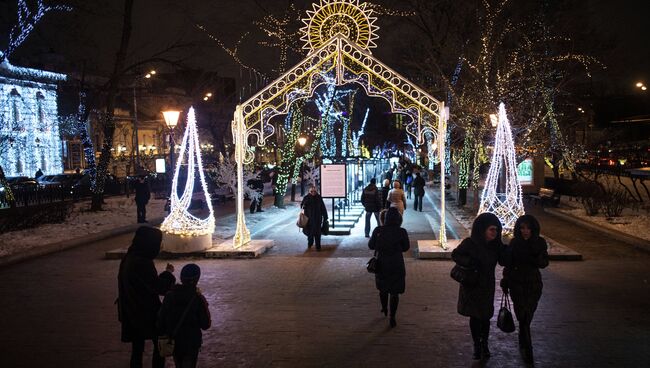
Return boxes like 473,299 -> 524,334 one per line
557,201 -> 650,242
0,197 -> 167,258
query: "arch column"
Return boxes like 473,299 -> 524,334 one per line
438,105 -> 448,249
232,105 -> 250,248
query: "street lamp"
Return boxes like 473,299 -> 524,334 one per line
489,114 -> 498,127
133,70 -> 156,170
636,82 -> 647,91
298,136 -> 307,146
162,110 -> 181,175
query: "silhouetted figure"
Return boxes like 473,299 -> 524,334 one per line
134,176 -> 151,223
386,180 -> 407,216
300,185 -> 328,251
158,264 -> 212,368
361,178 -> 382,238
117,226 -> 175,368
452,212 -> 505,361
412,172 -> 426,212
368,207 -> 410,328
405,171 -> 413,199
248,174 -> 265,213
380,179 -> 390,209
35,168 -> 43,179
501,215 -> 549,364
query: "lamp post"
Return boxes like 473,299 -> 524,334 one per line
292,136 -> 308,201
162,110 -> 180,184
133,70 -> 156,171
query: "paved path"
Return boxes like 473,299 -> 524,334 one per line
0,190 -> 649,367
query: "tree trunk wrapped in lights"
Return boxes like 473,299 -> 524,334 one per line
478,103 -> 524,232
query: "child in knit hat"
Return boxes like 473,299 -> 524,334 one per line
157,264 -> 211,367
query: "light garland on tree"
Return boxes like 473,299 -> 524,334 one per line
478,103 -> 524,231
161,107 -> 215,237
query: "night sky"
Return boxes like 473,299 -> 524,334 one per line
1,0 -> 649,96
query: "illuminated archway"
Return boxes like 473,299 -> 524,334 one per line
231,0 -> 448,248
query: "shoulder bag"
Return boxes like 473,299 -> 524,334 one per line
366,250 -> 379,273
450,264 -> 479,288
158,294 -> 197,357
497,292 -> 516,333
296,210 -> 309,228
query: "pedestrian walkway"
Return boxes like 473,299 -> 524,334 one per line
0,188 -> 648,367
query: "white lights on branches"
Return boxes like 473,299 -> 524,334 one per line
478,103 -> 525,231
161,107 -> 215,237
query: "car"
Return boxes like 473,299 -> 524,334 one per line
4,176 -> 39,190
71,173 -> 122,197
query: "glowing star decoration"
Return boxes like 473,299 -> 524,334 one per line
301,0 -> 379,52
478,103 -> 525,232
161,107 -> 215,237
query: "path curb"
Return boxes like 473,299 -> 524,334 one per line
0,217 -> 165,268
544,207 -> 650,253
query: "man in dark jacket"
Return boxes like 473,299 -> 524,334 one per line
118,226 -> 176,368
158,264 -> 211,368
412,172 -> 426,211
361,178 -> 382,237
134,176 -> 151,223
248,174 -> 265,213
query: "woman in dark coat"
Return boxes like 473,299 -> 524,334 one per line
451,212 -> 504,360
368,207 -> 410,328
501,215 -> 549,364
118,226 -> 176,368
300,185 -> 328,251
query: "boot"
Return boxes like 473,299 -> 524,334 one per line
480,339 -> 491,359
379,292 -> 388,317
472,341 -> 481,360
389,294 -> 399,328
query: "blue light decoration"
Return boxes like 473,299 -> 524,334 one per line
0,57 -> 66,177
351,108 -> 370,156
313,75 -> 355,157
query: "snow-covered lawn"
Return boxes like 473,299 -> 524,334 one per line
0,197 -> 167,258
556,201 -> 650,242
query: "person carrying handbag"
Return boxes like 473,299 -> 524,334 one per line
300,185 -> 328,251
500,215 -> 549,364
368,207 -> 410,328
158,264 -> 211,368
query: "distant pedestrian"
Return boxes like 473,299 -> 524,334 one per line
386,180 -> 407,216
451,212 -> 505,360
500,215 -> 549,364
300,185 -> 328,251
134,176 -> 151,223
117,226 -> 176,368
35,168 -> 43,179
412,172 -> 426,212
361,178 -> 382,238
380,179 -> 390,209
158,264 -> 211,368
405,171 -> 413,199
248,173 -> 265,213
368,207 -> 410,328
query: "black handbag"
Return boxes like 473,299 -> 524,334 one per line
497,292 -> 516,333
321,219 -> 330,235
366,250 -> 379,273
450,264 -> 479,287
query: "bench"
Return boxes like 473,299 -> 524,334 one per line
527,187 -> 561,207
213,187 -> 235,204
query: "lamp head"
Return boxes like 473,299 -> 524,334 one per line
162,110 -> 181,128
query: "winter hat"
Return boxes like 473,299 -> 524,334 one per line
180,263 -> 201,283
128,226 -> 162,259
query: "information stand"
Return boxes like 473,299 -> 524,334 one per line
320,164 -> 347,228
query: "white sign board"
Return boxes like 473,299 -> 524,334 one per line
517,158 -> 533,185
155,158 -> 166,173
320,164 -> 347,198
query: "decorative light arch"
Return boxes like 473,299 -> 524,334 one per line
231,0 -> 448,248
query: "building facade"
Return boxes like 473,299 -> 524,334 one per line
0,57 -> 66,177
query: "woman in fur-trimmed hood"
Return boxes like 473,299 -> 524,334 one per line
500,214 -> 549,363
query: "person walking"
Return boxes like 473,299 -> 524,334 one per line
134,176 -> 151,223
300,185 -> 328,251
380,179 -> 391,209
500,215 -> 549,364
158,264 -> 212,368
117,226 -> 176,368
248,174 -> 265,213
361,178 -> 382,238
451,212 -> 505,361
405,171 -> 413,199
368,207 -> 410,328
412,172 -> 425,212
386,180 -> 407,216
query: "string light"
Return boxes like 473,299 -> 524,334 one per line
161,107 -> 215,237
478,103 -> 524,232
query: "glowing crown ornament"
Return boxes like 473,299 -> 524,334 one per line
478,103 -> 525,232
161,107 -> 215,252
301,0 -> 379,52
